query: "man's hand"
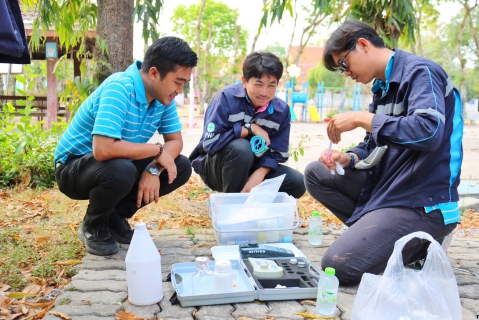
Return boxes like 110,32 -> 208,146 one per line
319,149 -> 351,171
137,170 -> 160,207
251,124 -> 271,146
156,152 -> 177,184
241,167 -> 271,193
327,111 -> 373,144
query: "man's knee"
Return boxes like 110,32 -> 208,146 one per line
175,155 -> 192,184
321,248 -> 362,285
225,139 -> 254,163
283,171 -> 306,198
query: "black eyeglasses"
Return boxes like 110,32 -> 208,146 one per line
337,44 -> 356,75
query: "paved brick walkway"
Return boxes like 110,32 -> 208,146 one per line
43,226 -> 479,320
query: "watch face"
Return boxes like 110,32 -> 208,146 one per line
147,166 -> 160,175
245,123 -> 251,128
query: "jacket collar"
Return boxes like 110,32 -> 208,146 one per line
232,83 -> 283,113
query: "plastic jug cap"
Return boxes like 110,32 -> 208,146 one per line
215,260 -> 232,273
135,223 -> 147,230
312,211 -> 320,217
325,267 -> 336,275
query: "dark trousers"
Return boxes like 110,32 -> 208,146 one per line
199,139 -> 306,199
55,153 -> 192,227
304,161 -> 457,285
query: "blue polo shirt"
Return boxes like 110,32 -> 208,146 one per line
54,61 -> 182,164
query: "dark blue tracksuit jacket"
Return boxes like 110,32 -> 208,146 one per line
189,84 -> 291,174
347,49 -> 463,226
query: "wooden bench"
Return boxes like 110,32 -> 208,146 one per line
0,95 -> 66,121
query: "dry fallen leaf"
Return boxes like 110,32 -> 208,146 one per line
300,300 -> 317,306
188,243 -> 209,249
41,194 -> 54,201
81,300 -> 92,306
36,237 -> 48,243
52,260 -> 82,266
49,310 -> 72,319
296,312 -> 339,319
115,310 -> 145,320
7,293 -> 39,299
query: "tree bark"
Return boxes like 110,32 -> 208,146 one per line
94,0 -> 134,84
200,22 -> 212,114
195,0 -> 207,107
457,13 -> 468,119
251,0 -> 267,53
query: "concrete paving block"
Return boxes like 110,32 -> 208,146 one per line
157,297 -> 196,319
73,269 -> 127,281
55,290 -> 126,306
194,304 -> 235,320
65,279 -> 127,293
231,301 -> 270,319
46,304 -> 122,317
462,306 -> 479,320
448,253 -> 479,262
76,259 -> 126,271
454,273 -> 479,286
44,315 -> 108,320
450,238 -> 479,248
446,246 -> 477,254
162,255 -> 197,266
267,300 -> 305,319
159,247 -> 200,256
455,259 -> 479,270
459,284 -> 479,299
338,284 -> 359,295
82,251 -> 127,261
123,300 -> 160,319
294,228 -> 309,235
336,292 -> 355,320
462,298 -> 479,315
459,197 -> 479,211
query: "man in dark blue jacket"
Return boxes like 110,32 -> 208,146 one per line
304,20 -> 463,285
189,52 -> 305,198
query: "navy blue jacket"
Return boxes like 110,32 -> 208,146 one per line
0,0 -> 31,64
190,84 -> 291,174
348,49 -> 463,225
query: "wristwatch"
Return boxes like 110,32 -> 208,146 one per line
145,164 -> 161,176
244,123 -> 253,137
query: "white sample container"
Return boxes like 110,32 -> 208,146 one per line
125,223 -> 163,305
214,260 -> 234,293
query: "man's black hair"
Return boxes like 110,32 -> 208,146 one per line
142,37 -> 198,79
242,52 -> 283,82
323,20 -> 385,72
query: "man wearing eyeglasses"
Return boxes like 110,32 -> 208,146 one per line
304,20 -> 463,285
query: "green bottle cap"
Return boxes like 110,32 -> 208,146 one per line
325,267 -> 335,275
312,211 -> 320,217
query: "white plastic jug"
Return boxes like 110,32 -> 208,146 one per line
125,223 -> 163,305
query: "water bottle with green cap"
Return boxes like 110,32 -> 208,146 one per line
316,267 -> 339,315
308,211 -> 323,246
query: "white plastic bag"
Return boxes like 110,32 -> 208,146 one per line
244,174 -> 285,204
351,231 -> 462,320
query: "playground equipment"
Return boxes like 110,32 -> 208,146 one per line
314,82 -> 362,120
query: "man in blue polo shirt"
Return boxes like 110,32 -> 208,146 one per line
304,20 -> 463,285
54,37 -> 197,256
189,52 -> 305,198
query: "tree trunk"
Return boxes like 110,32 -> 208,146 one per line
414,0 -> 424,57
233,25 -> 240,83
292,10 -> 326,66
457,13 -> 468,120
0,75 -> 4,95
199,22 -> 212,114
250,0 -> 267,53
94,0 -> 134,84
195,0 -> 207,107
284,0 -> 298,87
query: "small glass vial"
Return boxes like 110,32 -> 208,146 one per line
214,260 -> 233,293
191,257 -> 213,295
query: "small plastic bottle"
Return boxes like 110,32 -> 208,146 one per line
308,211 -> 323,246
191,257 -> 213,295
316,267 -> 339,316
214,260 -> 233,293
125,223 -> 163,305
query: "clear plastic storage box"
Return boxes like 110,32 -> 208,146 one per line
207,192 -> 300,245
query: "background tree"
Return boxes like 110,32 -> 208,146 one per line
260,0 -> 419,48
171,0 -> 248,112
308,62 -> 345,89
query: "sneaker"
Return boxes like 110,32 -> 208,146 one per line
108,210 -> 134,244
78,221 -> 118,256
